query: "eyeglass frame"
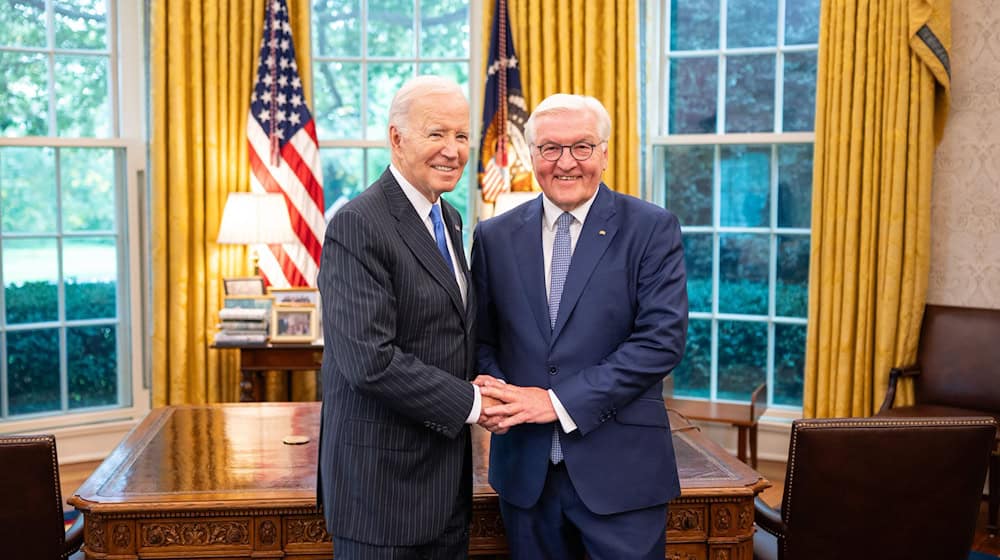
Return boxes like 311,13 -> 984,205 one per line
531,141 -> 608,162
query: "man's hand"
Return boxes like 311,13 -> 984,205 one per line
480,384 -> 557,429
472,374 -> 504,388
478,394 -> 509,434
473,375 -> 510,433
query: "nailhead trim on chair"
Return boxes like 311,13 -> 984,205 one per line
780,417 -> 996,559
0,435 -> 67,551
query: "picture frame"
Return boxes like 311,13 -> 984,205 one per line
223,295 -> 274,309
223,277 -> 265,296
270,305 -> 318,343
269,287 -> 320,307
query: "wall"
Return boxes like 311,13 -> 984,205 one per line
927,0 -> 1000,309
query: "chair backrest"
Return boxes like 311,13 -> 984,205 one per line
915,304 -> 1000,412
0,434 -> 72,559
780,417 -> 996,560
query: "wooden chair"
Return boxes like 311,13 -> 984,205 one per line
0,434 -> 84,559
665,382 -> 766,467
877,304 -> 1000,535
754,416 -> 996,560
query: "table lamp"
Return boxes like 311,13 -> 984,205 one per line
216,192 -> 297,275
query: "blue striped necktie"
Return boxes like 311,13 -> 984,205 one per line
429,205 -> 454,273
549,211 -> 573,463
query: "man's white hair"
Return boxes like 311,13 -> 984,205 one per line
388,75 -> 467,133
524,94 -> 612,145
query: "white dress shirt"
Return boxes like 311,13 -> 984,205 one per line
540,189 -> 600,434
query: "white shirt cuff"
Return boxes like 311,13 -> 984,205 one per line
548,389 -> 578,433
465,384 -> 482,424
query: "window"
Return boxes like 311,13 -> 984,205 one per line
0,1 -> 148,426
310,0 -> 474,220
644,0 -> 820,408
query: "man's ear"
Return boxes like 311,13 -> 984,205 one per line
388,125 -> 402,149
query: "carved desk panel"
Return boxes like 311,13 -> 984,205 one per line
70,403 -> 767,559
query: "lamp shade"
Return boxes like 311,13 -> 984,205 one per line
217,192 -> 297,245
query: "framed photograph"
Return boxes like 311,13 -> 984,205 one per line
223,295 -> 274,309
269,287 -> 320,307
223,277 -> 265,296
270,305 -> 318,343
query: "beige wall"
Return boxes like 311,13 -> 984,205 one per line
928,0 -> 1000,309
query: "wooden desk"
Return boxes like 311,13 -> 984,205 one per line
70,403 -> 768,560
217,343 -> 323,402
665,383 -> 767,468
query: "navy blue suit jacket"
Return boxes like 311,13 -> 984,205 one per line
471,185 -> 687,516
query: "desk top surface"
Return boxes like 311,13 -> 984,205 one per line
71,402 -> 767,512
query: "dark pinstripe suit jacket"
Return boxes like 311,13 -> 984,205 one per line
317,169 -> 476,546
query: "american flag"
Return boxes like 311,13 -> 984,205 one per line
478,0 -> 532,205
247,0 -> 324,288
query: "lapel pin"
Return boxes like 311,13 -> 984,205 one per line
454,224 -> 460,231
599,230 -> 606,236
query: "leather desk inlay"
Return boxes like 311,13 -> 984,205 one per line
70,403 -> 768,560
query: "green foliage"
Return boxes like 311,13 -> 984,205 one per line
0,1 -> 110,137
6,280 -> 116,323
3,281 -> 118,417
67,325 -> 117,409
6,328 -> 60,415
674,278 -> 807,407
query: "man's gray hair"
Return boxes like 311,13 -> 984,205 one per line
524,94 -> 612,145
388,75 -> 467,133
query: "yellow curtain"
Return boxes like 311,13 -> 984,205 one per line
151,0 -> 316,405
482,0 -> 639,196
803,0 -> 950,418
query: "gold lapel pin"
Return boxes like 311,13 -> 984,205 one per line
599,230 -> 607,236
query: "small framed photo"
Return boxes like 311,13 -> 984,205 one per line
269,287 -> 320,307
223,277 -> 265,296
223,295 -> 274,309
270,305 -> 318,343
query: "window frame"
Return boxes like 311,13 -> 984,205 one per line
0,0 -> 151,436
308,0 -> 482,231
642,0 -> 817,413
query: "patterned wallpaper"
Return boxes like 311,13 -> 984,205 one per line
927,0 -> 1000,309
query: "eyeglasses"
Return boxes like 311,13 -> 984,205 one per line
533,141 -> 604,162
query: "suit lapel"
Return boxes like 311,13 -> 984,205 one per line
512,198 -> 552,342
379,171 -> 465,318
441,200 -> 475,319
552,185 -> 618,341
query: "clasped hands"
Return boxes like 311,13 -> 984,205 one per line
473,374 -> 558,434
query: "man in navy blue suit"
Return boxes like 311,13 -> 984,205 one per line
471,93 -> 688,559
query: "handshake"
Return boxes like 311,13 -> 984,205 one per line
472,374 -> 558,435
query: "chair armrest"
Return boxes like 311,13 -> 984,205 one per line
63,514 -> 84,558
754,495 -> 785,538
877,364 -> 922,413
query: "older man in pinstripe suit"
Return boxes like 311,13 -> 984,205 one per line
317,76 -> 493,559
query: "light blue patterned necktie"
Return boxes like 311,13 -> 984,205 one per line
429,204 -> 454,273
549,211 -> 573,463
548,212 -> 573,329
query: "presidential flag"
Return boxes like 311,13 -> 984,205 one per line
247,0 -> 325,288
478,0 -> 532,207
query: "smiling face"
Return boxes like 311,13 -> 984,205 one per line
389,90 -> 470,203
530,109 -> 608,212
